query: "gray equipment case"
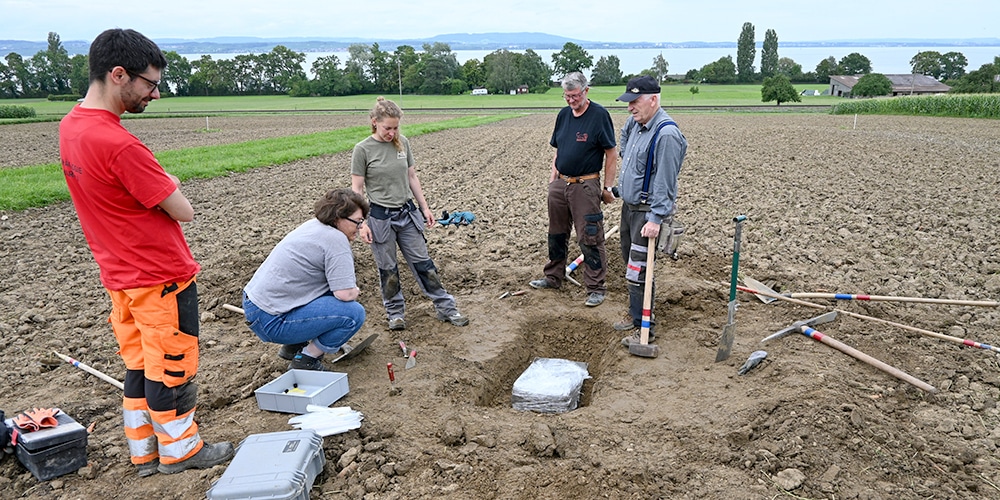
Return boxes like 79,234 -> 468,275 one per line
207,429 -> 325,500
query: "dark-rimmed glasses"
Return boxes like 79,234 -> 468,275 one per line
127,71 -> 160,92
563,90 -> 586,101
346,217 -> 365,229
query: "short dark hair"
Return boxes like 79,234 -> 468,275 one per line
314,189 -> 369,227
88,28 -> 167,83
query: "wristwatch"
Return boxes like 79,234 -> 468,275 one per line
604,186 -> 619,198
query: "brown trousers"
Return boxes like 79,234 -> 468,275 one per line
542,177 -> 607,293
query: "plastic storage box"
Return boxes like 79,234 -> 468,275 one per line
206,429 -> 325,500
255,370 -> 349,414
5,411 -> 88,481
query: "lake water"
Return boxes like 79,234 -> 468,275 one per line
182,46 -> 1000,78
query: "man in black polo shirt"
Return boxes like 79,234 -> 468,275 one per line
528,72 -> 618,307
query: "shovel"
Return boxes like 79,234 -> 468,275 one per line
330,333 -> 379,364
715,215 -> 748,362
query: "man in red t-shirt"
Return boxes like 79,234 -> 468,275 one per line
59,28 -> 232,477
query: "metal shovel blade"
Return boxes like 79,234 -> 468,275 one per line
330,333 -> 378,364
716,322 -> 737,362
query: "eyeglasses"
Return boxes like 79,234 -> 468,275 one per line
346,217 -> 365,229
127,71 -> 160,92
563,90 -> 586,101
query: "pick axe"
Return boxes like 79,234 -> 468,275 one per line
763,311 -> 937,393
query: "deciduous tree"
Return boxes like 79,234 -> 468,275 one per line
838,52 -> 872,75
591,55 -> 623,85
777,57 -> 803,81
649,53 -> 669,82
551,42 -> 592,77
760,74 -> 801,105
815,56 -> 838,83
700,56 -> 736,84
852,73 -> 892,97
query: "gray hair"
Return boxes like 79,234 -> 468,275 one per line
561,72 -> 588,91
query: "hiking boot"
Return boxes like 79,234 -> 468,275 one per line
277,342 -> 309,360
136,458 -> 159,478
584,292 -> 605,307
387,317 -> 406,331
529,278 -> 557,290
157,442 -> 234,475
289,352 -> 327,371
437,311 -> 470,326
621,330 -> 656,347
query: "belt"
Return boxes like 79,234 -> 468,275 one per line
558,172 -> 600,184
370,200 -> 416,220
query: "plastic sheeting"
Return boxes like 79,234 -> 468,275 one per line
512,358 -> 590,413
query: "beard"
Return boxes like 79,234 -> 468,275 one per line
123,87 -> 150,114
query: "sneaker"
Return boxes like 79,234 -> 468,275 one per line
437,311 -> 470,326
277,342 -> 309,360
612,316 -> 638,331
136,458 -> 159,478
621,330 -> 656,347
388,317 -> 406,331
584,292 -> 605,307
157,442 -> 234,475
529,278 -> 557,290
289,352 -> 327,371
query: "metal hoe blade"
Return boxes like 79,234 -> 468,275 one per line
761,311 -> 839,343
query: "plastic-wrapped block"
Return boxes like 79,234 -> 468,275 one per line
512,358 -> 590,413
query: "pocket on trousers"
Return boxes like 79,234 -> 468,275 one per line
160,330 -> 199,388
369,218 -> 394,245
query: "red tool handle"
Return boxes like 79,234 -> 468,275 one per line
387,362 -> 395,383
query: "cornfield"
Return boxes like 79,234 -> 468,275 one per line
831,94 -> 1000,118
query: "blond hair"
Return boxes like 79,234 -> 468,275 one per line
370,96 -> 404,151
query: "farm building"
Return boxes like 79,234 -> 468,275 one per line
828,74 -> 951,97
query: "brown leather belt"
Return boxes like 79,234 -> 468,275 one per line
559,172 -> 600,183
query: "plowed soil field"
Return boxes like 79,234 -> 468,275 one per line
2,111 -> 1000,500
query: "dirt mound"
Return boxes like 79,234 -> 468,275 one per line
1,112 -> 999,499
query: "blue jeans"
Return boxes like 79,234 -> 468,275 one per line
242,291 -> 365,354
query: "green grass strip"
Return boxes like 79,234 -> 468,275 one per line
0,114 -> 516,211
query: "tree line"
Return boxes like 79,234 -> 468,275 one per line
2,30 -> 998,100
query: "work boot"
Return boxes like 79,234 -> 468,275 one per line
387,317 -> 406,331
437,311 -> 470,326
136,458 -> 159,478
289,352 -> 327,371
277,342 -> 309,360
620,330 -> 656,347
612,314 -> 637,331
157,442 -> 234,475
529,278 -> 558,290
584,292 -> 605,307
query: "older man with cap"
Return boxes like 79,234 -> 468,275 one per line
612,75 -> 688,347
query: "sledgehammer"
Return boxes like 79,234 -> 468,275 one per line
763,311 -> 937,394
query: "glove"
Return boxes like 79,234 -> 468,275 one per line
12,408 -> 59,432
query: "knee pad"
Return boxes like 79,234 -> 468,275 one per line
547,233 -> 569,262
379,266 -> 402,300
414,259 -> 444,294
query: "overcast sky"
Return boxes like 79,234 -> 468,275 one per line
3,0 -> 998,43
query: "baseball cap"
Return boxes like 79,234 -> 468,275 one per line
616,76 -> 661,102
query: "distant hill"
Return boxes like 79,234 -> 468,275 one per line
2,33 -> 999,57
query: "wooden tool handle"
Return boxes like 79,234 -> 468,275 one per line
639,237 -> 656,344
799,326 -> 937,393
791,293 -> 998,307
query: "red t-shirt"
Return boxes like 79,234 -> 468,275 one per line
60,106 -> 200,290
